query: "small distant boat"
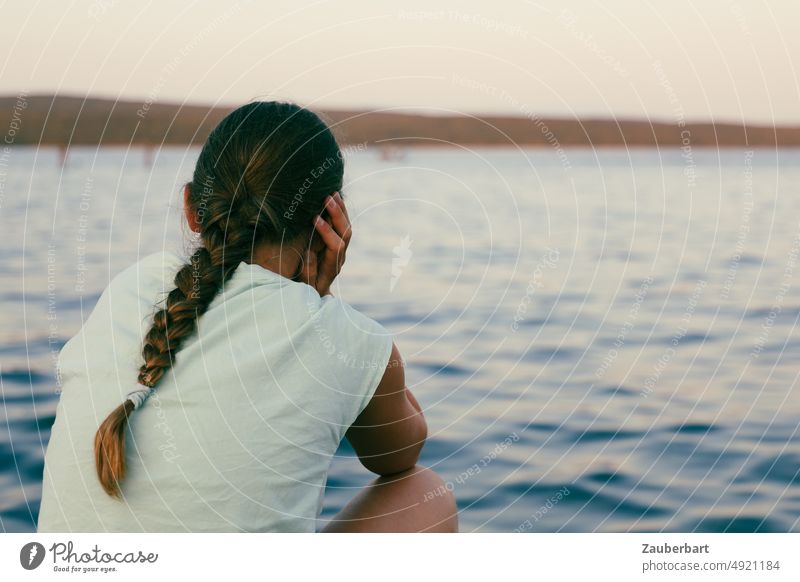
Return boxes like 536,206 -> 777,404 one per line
378,144 -> 407,162
143,145 -> 154,167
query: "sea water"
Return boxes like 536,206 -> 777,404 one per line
1,145 -> 798,532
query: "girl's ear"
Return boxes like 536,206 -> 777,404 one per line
296,246 -> 318,286
183,183 -> 201,233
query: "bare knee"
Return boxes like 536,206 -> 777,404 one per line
323,465 -> 459,533
394,465 -> 458,531
378,465 -> 452,500
371,465 -> 458,532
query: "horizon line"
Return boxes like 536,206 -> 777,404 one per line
4,92 -> 798,130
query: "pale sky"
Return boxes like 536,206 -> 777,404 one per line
2,0 -> 799,124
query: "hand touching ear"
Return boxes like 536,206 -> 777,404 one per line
298,191 -> 351,297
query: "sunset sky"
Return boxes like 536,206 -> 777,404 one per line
2,0 -> 799,124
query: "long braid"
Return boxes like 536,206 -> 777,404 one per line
94,217 -> 251,498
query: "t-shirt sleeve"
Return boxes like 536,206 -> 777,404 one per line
315,295 -> 394,435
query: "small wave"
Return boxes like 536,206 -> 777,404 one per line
730,254 -> 766,266
574,428 -> 644,444
413,362 -> 472,376
666,422 -> 718,435
583,470 -> 628,484
9,413 -> 56,435
655,332 -> 710,345
512,317 -> 549,328
518,422 -> 562,433
528,346 -> 582,361
746,305 -> 800,319
596,385 -> 639,397
0,369 -> 51,384
689,515 -> 785,533
0,498 -> 39,531
751,454 -> 800,486
378,313 -> 427,325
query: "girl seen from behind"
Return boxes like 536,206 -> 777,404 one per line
38,101 -> 458,533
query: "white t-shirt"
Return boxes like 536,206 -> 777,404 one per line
37,250 -> 393,532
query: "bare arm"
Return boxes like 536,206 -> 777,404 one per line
345,342 -> 427,476
297,194 -> 426,473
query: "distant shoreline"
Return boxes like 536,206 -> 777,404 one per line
12,143 -> 800,153
3,94 -> 800,148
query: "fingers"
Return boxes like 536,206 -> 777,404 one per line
314,214 -> 346,254
304,192 -> 350,296
324,192 -> 352,243
333,191 -> 349,222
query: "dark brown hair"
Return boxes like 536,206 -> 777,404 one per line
94,101 -> 344,498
